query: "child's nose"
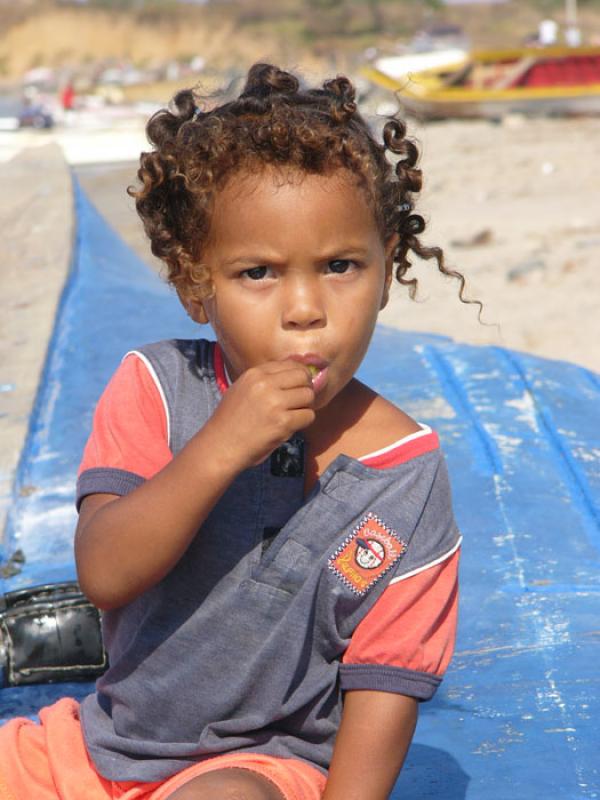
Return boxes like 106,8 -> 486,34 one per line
281,277 -> 326,330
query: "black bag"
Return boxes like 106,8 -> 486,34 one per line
0,582 -> 107,687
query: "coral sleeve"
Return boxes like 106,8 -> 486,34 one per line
76,353 -> 172,509
340,431 -> 461,700
340,549 -> 460,699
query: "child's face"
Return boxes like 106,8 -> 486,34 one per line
189,167 -> 396,413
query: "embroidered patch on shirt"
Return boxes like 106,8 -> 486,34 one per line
328,512 -> 407,595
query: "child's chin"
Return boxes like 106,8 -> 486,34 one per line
313,387 -> 338,411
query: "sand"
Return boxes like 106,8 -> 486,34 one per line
1,114 -> 599,533
379,114 -> 600,375
72,114 -> 600,374
0,144 -> 73,535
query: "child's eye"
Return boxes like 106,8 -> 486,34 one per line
327,259 -> 356,274
242,266 -> 270,281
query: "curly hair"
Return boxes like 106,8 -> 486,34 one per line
129,62 -> 475,311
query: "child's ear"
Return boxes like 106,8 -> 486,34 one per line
380,234 -> 399,310
178,292 -> 210,325
188,301 -> 210,325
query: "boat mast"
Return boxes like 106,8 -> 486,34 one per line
565,0 -> 581,46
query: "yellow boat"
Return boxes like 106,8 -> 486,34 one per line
364,45 -> 600,119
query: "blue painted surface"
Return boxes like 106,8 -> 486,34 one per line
1,181 -> 200,592
1,180 -> 599,798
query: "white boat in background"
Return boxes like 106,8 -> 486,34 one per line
371,23 -> 470,91
364,44 -> 600,120
374,48 -> 470,83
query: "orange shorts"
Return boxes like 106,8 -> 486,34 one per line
0,698 -> 326,800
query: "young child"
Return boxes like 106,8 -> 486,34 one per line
0,63 -> 465,800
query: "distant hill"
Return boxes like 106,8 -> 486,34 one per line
1,0 -> 599,81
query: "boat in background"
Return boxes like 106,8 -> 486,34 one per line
373,48 -> 469,85
371,22 -> 470,90
364,44 -> 600,119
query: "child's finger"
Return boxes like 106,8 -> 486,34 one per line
256,359 -> 298,372
240,361 -> 312,388
288,407 -> 317,431
285,386 -> 316,410
259,359 -> 314,379
273,367 -> 315,390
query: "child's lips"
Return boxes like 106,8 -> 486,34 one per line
310,365 -> 329,394
288,354 -> 330,394
300,364 -> 329,394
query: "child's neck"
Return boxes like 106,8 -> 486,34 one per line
302,379 -> 378,495
301,378 -> 421,497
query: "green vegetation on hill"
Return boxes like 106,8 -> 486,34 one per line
1,0 -> 599,81
79,0 -> 599,49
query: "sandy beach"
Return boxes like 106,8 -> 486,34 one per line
4,115 -> 599,376
1,113 -> 599,530
70,114 -> 600,374
380,114 -> 600,374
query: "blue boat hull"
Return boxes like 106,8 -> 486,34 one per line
1,180 -> 598,799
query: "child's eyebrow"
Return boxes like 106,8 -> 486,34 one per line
221,245 -> 373,268
319,246 -> 372,259
222,253 -> 286,267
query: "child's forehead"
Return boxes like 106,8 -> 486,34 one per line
209,166 -> 378,231
218,165 -> 363,202
197,166 -> 385,260
202,168 -> 383,261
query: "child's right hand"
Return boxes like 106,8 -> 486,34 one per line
205,359 -> 316,470
76,360 -> 316,610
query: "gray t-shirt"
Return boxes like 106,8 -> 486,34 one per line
76,339 -> 460,782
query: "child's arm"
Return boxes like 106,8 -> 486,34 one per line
75,360 -> 315,611
327,492 -> 460,799
323,690 -> 418,800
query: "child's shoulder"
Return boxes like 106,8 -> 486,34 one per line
359,383 -> 421,451
332,379 -> 423,462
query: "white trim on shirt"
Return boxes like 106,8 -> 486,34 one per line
123,351 -> 171,449
358,424 -> 433,462
388,536 -> 463,586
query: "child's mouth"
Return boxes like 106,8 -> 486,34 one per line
289,355 -> 329,395
306,364 -> 328,394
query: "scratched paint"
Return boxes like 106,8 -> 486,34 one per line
402,396 -> 457,421
1,181 -> 599,799
505,392 -> 541,433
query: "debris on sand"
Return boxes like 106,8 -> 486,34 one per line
507,258 -> 547,283
451,228 -> 494,248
